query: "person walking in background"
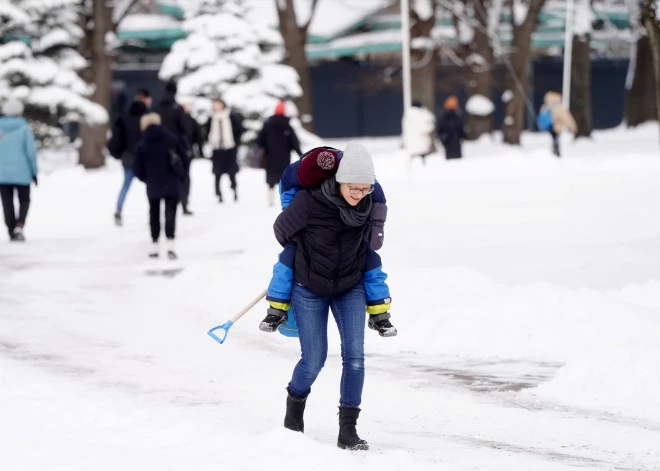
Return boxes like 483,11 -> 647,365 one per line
537,90 -> 577,157
154,81 -> 194,215
402,100 -> 436,165
182,102 -> 204,159
132,113 -> 189,260
437,96 -> 467,160
107,88 -> 151,226
256,100 -> 302,206
0,99 -> 37,242
179,102 -> 204,216
206,98 -> 243,203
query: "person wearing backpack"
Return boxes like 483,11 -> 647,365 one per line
0,99 -> 37,242
537,90 -> 577,157
132,113 -> 189,260
107,88 -> 152,226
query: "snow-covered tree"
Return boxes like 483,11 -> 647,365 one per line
0,0 -> 107,148
159,0 -> 303,143
502,0 -> 548,145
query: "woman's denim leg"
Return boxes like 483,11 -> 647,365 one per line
288,283 -> 331,398
330,283 -> 366,408
116,167 -> 134,213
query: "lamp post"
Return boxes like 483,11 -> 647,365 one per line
401,0 -> 412,113
562,0 -> 575,109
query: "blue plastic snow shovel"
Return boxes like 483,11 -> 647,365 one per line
207,289 -> 267,344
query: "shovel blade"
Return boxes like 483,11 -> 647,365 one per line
208,321 -> 234,344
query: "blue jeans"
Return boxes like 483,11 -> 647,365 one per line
116,167 -> 134,213
288,282 -> 366,408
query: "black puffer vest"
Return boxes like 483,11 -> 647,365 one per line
274,189 -> 369,297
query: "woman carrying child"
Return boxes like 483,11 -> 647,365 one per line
265,142 -> 395,451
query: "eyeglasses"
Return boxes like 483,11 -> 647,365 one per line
347,185 -> 374,195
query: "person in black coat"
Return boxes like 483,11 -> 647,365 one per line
107,88 -> 151,226
182,103 -> 204,159
257,101 -> 302,206
437,95 -> 467,160
154,81 -> 195,215
205,98 -> 244,202
133,113 -> 190,260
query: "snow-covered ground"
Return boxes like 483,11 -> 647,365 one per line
2,125 -> 660,470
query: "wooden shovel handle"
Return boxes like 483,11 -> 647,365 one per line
231,289 -> 268,323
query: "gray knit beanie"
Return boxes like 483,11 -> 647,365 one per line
2,99 -> 24,117
335,141 -> 375,185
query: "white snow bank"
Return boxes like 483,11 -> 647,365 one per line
0,357 -> 422,471
512,0 -> 528,26
0,41 -> 30,61
529,347 -> 660,420
466,94 -> 495,116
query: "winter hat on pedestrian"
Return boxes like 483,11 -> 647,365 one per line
2,98 -> 24,116
444,96 -> 459,111
140,112 -> 161,131
274,101 -> 286,116
297,147 -> 341,188
335,141 -> 375,185
165,80 -> 178,93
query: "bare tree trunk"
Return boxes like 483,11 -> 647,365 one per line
78,0 -> 111,169
625,35 -> 658,126
410,2 -> 437,111
78,0 -> 139,169
276,0 -> 319,132
643,2 -> 660,146
502,0 -> 547,145
571,33 -> 592,137
466,0 -> 494,139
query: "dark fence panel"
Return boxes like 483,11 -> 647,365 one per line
109,59 -> 630,139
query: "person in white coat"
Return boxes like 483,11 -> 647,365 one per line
402,100 -> 436,164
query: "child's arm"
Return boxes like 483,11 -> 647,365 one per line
266,243 -> 296,311
363,248 -> 391,315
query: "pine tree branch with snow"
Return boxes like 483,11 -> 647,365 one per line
0,0 -> 107,148
160,0 -> 303,143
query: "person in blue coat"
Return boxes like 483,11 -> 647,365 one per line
0,99 -> 37,242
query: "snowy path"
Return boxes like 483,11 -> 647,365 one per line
2,135 -> 660,470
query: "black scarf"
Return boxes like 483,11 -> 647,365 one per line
321,177 -> 372,227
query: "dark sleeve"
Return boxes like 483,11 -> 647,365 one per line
202,118 -> 210,143
368,202 -> 387,251
107,117 -> 125,158
231,113 -> 244,144
192,119 -> 204,151
132,143 -> 146,182
256,123 -> 267,148
288,125 -> 302,157
458,116 -> 467,140
178,109 -> 192,149
273,191 -> 310,247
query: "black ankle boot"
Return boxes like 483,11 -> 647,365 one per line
284,390 -> 306,433
337,407 -> 369,450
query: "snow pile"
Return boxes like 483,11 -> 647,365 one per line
466,94 -> 495,116
0,0 -> 107,147
160,0 -> 302,142
512,0 -> 529,26
573,0 -> 595,37
530,347 -> 660,420
2,126 -> 660,467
